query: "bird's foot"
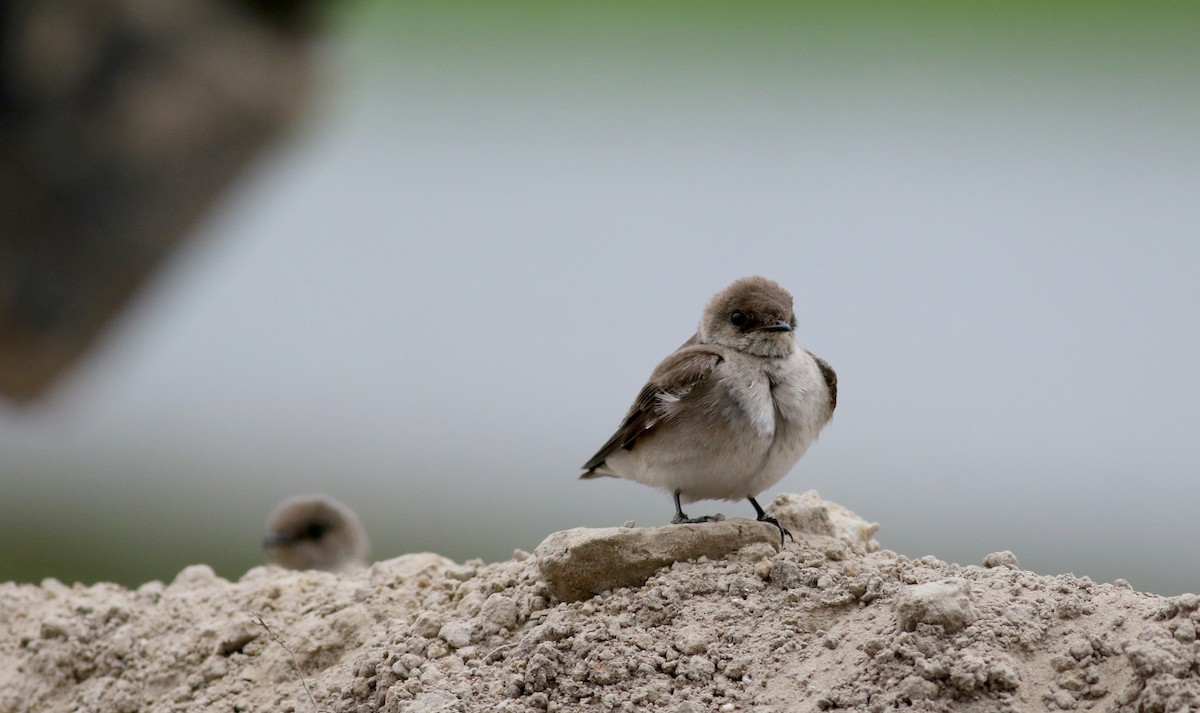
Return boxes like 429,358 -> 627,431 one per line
747,495 -> 793,546
757,514 -> 794,546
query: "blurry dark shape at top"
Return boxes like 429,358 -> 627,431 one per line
0,0 -> 326,404
237,0 -> 328,31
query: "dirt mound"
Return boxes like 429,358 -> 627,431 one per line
1,492 -> 1196,712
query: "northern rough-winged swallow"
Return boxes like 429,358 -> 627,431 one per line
581,276 -> 838,542
262,495 -> 370,572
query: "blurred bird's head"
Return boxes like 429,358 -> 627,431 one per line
262,495 -> 369,572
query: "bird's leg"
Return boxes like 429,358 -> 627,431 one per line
749,496 -> 793,545
671,489 -> 718,524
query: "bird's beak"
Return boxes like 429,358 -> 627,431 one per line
760,321 -> 793,333
262,533 -> 293,548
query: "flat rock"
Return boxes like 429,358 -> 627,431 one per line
534,519 -> 781,602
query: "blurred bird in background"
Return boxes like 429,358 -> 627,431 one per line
262,494 -> 370,572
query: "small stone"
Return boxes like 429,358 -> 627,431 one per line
730,542 -> 777,564
674,626 -> 709,655
623,521 -> 636,528
897,675 -> 938,701
425,639 -> 450,659
456,646 -> 479,662
479,594 -> 518,635
769,561 -> 806,589
677,655 -> 717,681
724,656 -> 751,680
40,578 -> 68,594
39,618 -> 71,640
1067,637 -> 1092,660
135,581 -> 165,599
982,551 -> 1019,569
405,691 -> 462,713
1052,690 -> 1076,709
753,558 -> 773,580
894,578 -> 978,633
399,653 -> 425,673
1173,620 -> 1196,643
413,613 -> 443,639
439,621 -> 474,649
171,565 -> 219,588
1123,640 -> 1193,678
215,621 -> 258,656
446,565 -> 477,582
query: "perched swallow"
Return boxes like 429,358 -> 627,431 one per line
582,276 -> 837,542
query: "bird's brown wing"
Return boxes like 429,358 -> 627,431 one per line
811,352 -> 837,414
581,341 -> 724,475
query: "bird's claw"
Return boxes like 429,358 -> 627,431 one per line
758,515 -> 793,546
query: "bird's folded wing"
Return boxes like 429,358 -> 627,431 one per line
582,344 -> 724,473
811,352 -> 838,413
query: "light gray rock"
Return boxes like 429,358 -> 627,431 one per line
438,621 -> 474,649
479,593 -> 518,634
534,520 -> 781,602
983,550 -> 1019,569
405,690 -> 464,713
413,612 -> 444,639
674,625 -> 710,655
369,553 -> 456,583
895,577 -> 979,633
767,491 -> 880,552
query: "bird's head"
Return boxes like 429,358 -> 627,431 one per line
698,276 -> 797,358
262,495 -> 369,572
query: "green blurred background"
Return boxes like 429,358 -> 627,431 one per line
2,1 -> 1197,593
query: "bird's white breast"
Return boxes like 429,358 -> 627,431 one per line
721,348 -> 827,437
720,348 -> 831,496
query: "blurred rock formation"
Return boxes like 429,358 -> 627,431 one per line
0,0 -> 321,402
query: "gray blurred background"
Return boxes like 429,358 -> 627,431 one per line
2,1 -> 1197,594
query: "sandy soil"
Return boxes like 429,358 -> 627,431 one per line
1,492 -> 1197,712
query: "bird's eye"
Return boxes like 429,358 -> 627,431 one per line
730,311 -> 748,327
304,523 -> 328,540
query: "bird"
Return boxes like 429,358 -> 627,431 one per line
581,276 -> 837,543
262,495 -> 370,572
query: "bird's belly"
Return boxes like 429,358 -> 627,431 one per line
599,350 -> 830,504
602,414 -> 818,502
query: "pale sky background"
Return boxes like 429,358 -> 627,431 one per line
2,3 -> 1197,593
